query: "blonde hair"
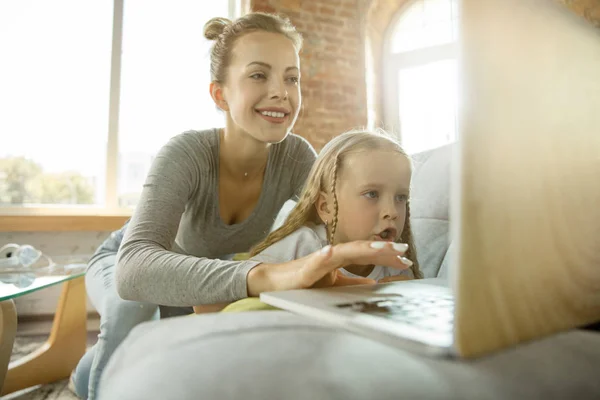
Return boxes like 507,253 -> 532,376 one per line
204,12 -> 303,83
251,129 -> 423,279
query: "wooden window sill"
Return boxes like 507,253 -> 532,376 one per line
0,215 -> 130,232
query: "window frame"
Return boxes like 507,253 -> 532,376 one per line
0,0 -> 237,230
383,0 -> 458,151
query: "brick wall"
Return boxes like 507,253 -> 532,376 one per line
246,0 -> 600,150
557,0 -> 600,27
250,0 -> 370,151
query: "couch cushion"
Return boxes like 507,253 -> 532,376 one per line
410,144 -> 454,278
99,311 -> 600,400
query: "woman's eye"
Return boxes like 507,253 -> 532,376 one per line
250,73 -> 266,80
364,191 -> 378,199
396,194 -> 408,202
287,76 -> 299,84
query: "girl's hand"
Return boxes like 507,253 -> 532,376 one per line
247,241 -> 411,296
378,275 -> 413,283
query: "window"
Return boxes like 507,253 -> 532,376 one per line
383,0 -> 459,154
0,0 -> 235,214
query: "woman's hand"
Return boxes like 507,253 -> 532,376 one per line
247,241 -> 412,296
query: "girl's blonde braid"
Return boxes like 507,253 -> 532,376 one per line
401,202 -> 423,278
328,155 -> 340,244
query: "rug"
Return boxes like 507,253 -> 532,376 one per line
3,336 -> 91,400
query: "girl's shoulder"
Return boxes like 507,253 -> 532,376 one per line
251,224 -> 326,264
270,224 -> 325,253
288,223 -> 326,245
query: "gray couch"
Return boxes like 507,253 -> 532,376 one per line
98,145 -> 600,399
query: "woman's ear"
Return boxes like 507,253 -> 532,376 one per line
316,191 -> 333,224
210,82 -> 229,111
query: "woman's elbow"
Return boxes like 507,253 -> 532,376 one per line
115,254 -> 137,301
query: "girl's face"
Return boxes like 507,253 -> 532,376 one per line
218,31 -> 301,143
321,150 -> 412,244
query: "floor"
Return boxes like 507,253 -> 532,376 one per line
2,317 -> 99,400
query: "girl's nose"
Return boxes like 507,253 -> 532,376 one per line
383,212 -> 398,220
382,204 -> 399,220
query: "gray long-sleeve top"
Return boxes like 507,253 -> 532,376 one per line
116,128 -> 316,306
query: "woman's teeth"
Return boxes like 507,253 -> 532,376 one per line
260,111 -> 285,118
380,230 -> 389,238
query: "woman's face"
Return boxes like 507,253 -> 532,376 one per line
218,31 -> 301,143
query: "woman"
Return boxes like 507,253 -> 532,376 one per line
74,12 -> 407,399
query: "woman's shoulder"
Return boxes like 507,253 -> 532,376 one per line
277,133 -> 317,157
270,133 -> 317,179
158,128 -> 219,166
168,128 -> 219,149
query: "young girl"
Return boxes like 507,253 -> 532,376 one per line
217,129 -> 422,313
249,128 -> 423,283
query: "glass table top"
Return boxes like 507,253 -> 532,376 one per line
0,255 -> 88,301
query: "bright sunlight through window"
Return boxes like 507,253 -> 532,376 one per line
0,0 -> 233,212
384,0 -> 459,154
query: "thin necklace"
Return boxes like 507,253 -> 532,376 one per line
243,159 -> 268,179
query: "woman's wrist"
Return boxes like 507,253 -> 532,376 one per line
246,260 -> 301,297
246,264 -> 265,297
246,262 -> 272,297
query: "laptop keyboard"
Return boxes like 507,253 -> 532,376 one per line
335,293 -> 454,334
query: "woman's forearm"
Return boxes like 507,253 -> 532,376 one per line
116,240 -> 260,306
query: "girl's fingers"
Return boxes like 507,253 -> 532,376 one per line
378,275 -> 413,283
332,274 -> 376,286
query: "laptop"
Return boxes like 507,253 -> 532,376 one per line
260,0 -> 600,359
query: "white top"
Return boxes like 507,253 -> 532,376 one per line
251,223 -> 414,281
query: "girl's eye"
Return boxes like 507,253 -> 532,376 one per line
287,76 -> 299,84
250,73 -> 266,80
364,191 -> 378,199
396,194 -> 409,203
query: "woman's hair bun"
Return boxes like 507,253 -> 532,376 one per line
204,17 -> 232,40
